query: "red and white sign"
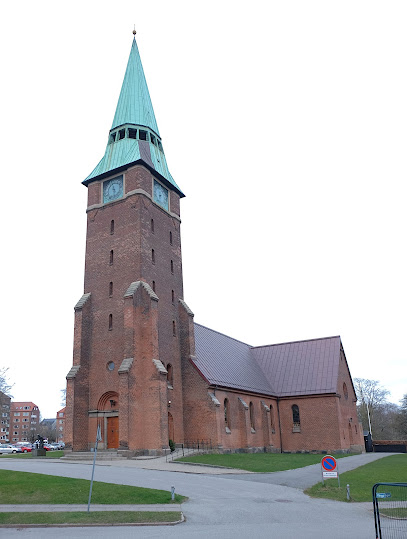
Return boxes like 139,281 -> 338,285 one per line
321,455 -> 338,479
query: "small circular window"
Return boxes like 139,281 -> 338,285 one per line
343,382 -> 348,400
107,361 -> 115,371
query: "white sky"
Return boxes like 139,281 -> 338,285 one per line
1,1 -> 406,419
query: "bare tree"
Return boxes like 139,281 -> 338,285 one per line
354,378 -> 390,437
0,367 -> 13,404
396,394 -> 407,437
60,388 -> 66,408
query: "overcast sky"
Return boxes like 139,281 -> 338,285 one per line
1,1 -> 406,419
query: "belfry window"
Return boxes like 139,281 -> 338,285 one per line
170,260 -> 174,274
172,320 -> 176,336
169,231 -> 173,245
118,129 -> 125,140
139,130 -> 147,141
108,314 -> 113,331
109,132 -> 116,144
158,141 -> 163,152
152,280 -> 156,292
128,128 -> 137,139
109,282 -> 113,297
171,290 -> 175,304
150,134 -> 156,146
152,249 -> 155,264
109,250 -> 114,265
167,364 -> 173,388
151,219 -> 155,233
110,220 -> 114,234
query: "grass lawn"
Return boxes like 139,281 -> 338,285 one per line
176,452 -> 355,472
0,470 -> 186,505
0,511 -> 182,525
0,450 -> 64,459
380,508 -> 407,519
305,454 -> 407,502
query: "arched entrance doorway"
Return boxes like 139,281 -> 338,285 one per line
96,391 -> 119,449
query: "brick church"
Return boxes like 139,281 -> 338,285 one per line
65,34 -> 364,455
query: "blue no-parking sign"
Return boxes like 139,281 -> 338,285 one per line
321,455 -> 340,486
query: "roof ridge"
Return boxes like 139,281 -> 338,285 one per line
251,335 -> 341,349
194,322 -> 252,347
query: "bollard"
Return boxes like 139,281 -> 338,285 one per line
346,484 -> 350,501
171,486 -> 175,501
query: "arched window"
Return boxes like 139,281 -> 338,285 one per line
151,218 -> 155,233
170,260 -> 174,274
292,405 -> 300,431
108,314 -> 113,330
172,320 -> 176,336
171,290 -> 175,304
152,280 -> 156,292
109,282 -> 113,297
167,364 -> 173,388
110,220 -> 114,234
249,401 -> 255,431
109,250 -> 114,265
269,403 -> 274,430
169,231 -> 173,245
152,249 -> 155,264
343,382 -> 348,400
224,398 -> 230,430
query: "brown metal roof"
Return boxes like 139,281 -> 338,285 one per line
252,336 -> 341,397
193,323 -> 342,398
193,324 -> 275,395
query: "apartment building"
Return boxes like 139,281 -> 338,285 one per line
10,402 -> 40,443
56,407 -> 65,443
0,392 -> 11,442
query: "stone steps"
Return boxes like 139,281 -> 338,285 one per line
60,451 -> 127,461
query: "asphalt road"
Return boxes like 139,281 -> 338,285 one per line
0,453 -> 396,538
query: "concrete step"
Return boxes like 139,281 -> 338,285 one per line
60,451 -> 127,461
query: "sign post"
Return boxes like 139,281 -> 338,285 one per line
321,455 -> 340,487
87,424 -> 102,513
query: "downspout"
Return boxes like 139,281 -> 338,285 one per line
276,397 -> 283,453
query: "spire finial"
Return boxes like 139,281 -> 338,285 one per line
133,25 -> 136,36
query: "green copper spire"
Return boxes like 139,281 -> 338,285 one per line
111,37 -> 159,134
84,36 -> 183,196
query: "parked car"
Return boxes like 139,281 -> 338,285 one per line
0,444 -> 23,454
20,445 -> 33,453
49,443 -> 60,450
50,442 -> 65,450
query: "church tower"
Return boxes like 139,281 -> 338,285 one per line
65,34 -> 188,454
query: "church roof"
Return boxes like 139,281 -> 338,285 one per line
193,324 -> 275,395
83,37 -> 183,196
252,336 -> 341,397
193,324 -> 342,398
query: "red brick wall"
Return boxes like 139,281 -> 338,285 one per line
336,347 -> 365,451
69,164 -> 185,452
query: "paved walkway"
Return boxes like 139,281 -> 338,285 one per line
61,453 -> 252,474
0,454 -> 397,538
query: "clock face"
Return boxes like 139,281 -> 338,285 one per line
103,176 -> 123,203
153,179 -> 169,210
